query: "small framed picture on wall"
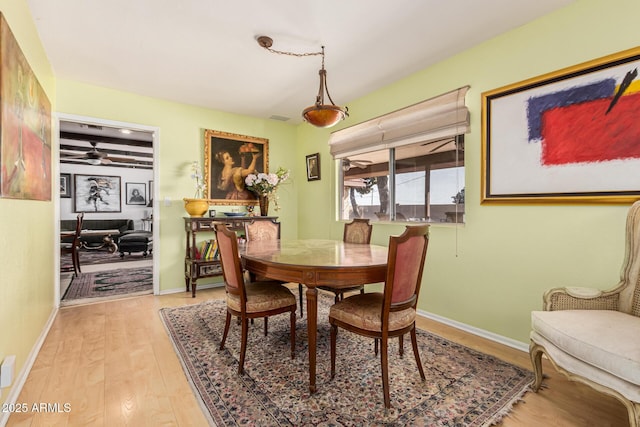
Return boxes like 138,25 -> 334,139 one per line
60,173 -> 72,198
126,182 -> 146,205
306,153 -> 320,181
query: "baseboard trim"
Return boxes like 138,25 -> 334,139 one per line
158,282 -> 224,296
0,307 -> 58,427
417,308 -> 529,354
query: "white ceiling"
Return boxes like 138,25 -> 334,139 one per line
27,0 -> 573,125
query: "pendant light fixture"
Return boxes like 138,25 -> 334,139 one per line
257,36 -> 349,128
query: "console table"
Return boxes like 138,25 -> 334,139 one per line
184,216 -> 278,297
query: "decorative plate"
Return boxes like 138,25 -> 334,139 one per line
223,212 -> 247,217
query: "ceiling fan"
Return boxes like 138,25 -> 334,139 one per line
62,141 -> 136,165
342,158 -> 372,171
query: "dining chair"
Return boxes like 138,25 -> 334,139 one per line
329,224 -> 429,408
244,219 -> 305,318
319,218 -> 373,302
60,212 -> 84,277
215,223 -> 297,375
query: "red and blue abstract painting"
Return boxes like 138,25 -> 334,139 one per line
483,48 -> 640,202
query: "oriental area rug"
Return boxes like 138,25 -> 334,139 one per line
61,248 -> 152,270
160,294 -> 533,426
62,266 -> 153,305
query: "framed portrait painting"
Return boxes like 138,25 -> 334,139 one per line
125,182 -> 146,205
306,153 -> 320,181
482,46 -> 640,204
60,173 -> 71,198
74,174 -> 121,213
203,129 -> 268,205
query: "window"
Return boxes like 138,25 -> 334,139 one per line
339,136 -> 464,223
331,86 -> 469,223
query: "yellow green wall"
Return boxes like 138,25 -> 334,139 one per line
296,0 -> 639,344
0,0 -> 56,404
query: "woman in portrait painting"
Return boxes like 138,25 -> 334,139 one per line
129,188 -> 144,203
215,146 -> 261,200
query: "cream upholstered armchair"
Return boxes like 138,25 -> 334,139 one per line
530,200 -> 640,427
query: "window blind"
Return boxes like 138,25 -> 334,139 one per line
329,86 -> 470,159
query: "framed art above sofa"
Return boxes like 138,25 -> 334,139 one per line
74,174 -> 121,213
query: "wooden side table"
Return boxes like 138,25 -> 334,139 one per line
184,216 -> 278,297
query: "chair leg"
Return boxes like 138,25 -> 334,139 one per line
220,311 -> 231,350
381,337 -> 391,409
375,338 -> 379,356
410,327 -> 425,380
530,343 -> 545,392
330,324 -> 337,378
75,247 -> 82,274
71,248 -> 80,277
298,283 -> 304,318
399,335 -> 404,358
264,317 -> 268,336
239,317 -> 249,374
290,310 -> 296,359
334,293 -> 340,304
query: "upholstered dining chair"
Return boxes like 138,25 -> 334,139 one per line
245,219 -> 305,317
60,212 -> 84,277
215,223 -> 297,375
329,224 -> 429,408
319,218 -> 373,302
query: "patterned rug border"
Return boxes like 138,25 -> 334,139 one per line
160,296 -> 533,427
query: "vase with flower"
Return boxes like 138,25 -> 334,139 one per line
183,161 -> 210,217
244,167 -> 290,216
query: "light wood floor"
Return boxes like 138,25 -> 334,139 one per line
6,286 -> 629,426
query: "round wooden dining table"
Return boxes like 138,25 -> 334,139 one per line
240,238 -> 388,394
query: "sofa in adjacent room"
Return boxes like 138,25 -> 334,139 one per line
60,218 -> 134,248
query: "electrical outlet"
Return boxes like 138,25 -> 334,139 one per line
1,355 -> 16,388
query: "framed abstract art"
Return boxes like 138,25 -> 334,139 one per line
0,14 -> 52,201
74,174 -> 121,213
482,47 -> 640,204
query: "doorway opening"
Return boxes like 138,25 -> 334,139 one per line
56,114 -> 159,306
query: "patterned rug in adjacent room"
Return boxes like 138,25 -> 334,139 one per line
61,249 -> 152,270
62,266 -> 153,303
160,294 -> 533,426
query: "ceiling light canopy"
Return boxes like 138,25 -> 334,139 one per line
257,36 -> 348,128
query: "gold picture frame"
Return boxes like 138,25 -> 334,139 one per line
204,129 -> 268,205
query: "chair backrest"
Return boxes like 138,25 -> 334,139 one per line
343,218 -> 373,244
72,212 -> 84,246
244,219 -> 280,242
214,223 -> 246,302
621,200 -> 640,316
382,225 -> 429,321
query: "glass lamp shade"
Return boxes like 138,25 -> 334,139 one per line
302,104 -> 347,128
86,158 -> 102,165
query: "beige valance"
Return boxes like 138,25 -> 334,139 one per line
329,86 -> 470,159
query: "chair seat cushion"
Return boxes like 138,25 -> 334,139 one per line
226,281 -> 296,313
531,310 -> 640,385
329,292 -> 415,332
